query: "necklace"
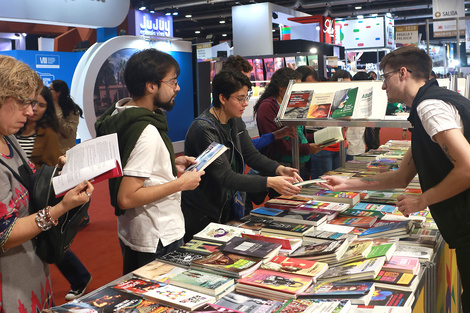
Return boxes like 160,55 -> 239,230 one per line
0,136 -> 11,158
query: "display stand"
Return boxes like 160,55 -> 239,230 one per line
274,80 -> 411,169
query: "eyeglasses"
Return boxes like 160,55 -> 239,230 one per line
159,79 -> 179,89
230,93 -> 252,104
381,68 -> 413,83
17,97 -> 39,110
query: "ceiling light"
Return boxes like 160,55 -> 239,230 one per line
195,30 -> 201,34
173,11 -> 178,16
185,14 -> 192,18
357,15 -> 364,19
220,20 -> 226,24
165,12 -> 171,16
222,34 -> 227,37
355,6 -> 362,9
150,10 -> 155,13
138,6 -> 146,11
310,48 -> 318,54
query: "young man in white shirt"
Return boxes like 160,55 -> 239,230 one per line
95,49 -> 204,274
319,46 -> 470,312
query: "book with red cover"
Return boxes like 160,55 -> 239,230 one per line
329,215 -> 378,228
311,190 -> 361,205
261,255 -> 329,283
236,269 -> 313,300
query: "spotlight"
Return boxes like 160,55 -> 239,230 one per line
195,30 -> 201,34
138,6 -> 146,11
355,6 -> 362,9
185,14 -> 192,18
173,11 -> 178,16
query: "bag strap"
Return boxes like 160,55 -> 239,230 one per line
0,156 -> 28,187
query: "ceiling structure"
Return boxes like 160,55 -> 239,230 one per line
130,0 -> 470,45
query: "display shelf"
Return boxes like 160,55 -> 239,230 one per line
275,117 -> 411,129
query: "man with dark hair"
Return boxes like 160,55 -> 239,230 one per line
95,49 -> 204,274
222,55 -> 253,77
296,65 -> 318,82
320,46 -> 470,312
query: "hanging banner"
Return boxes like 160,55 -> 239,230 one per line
466,20 -> 470,52
432,0 -> 465,37
395,25 -> 419,47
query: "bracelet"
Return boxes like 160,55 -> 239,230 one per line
35,206 -> 59,231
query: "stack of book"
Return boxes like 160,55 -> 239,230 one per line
310,190 -> 361,206
290,239 -> 350,263
250,206 -> 328,227
261,255 -> 329,284
215,292 -> 284,313
241,233 -> 302,255
317,256 -> 386,283
193,222 -> 256,243
298,281 -> 376,305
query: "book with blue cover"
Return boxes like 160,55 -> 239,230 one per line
359,220 -> 413,238
352,202 -> 398,214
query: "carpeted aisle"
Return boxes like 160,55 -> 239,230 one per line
50,180 -> 123,305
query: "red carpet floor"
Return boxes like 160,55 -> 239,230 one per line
50,180 -> 123,305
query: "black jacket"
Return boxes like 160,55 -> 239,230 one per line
408,79 -> 470,248
182,109 -> 279,236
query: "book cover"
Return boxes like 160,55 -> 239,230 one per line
336,239 -> 374,265
194,222 -> 255,243
132,260 -> 186,282
368,287 -> 414,307
193,303 -> 242,313
261,255 -> 329,281
340,208 -> 386,219
169,269 -> 235,296
295,200 -> 350,213
272,299 -> 320,313
190,251 -> 262,278
299,281 -> 374,297
241,233 -> 302,254
178,239 -> 222,256
290,239 -> 349,262
359,220 -> 412,238
250,207 -> 284,217
283,90 -> 314,119
267,210 -> 328,227
185,141 -> 228,172
303,299 -> 352,313
264,198 -> 304,210
261,220 -> 315,237
329,86 -> 373,120
393,244 -> 434,261
319,256 -> 386,283
236,268 -> 313,295
215,292 -> 283,313
314,127 -> 344,147
307,92 -> 333,118
303,228 -> 354,243
382,256 -> 420,274
111,277 -> 166,295
329,215 -> 378,228
219,236 -> 281,259
373,270 -> 417,288
157,250 -> 205,268
311,190 -> 360,205
366,239 -> 398,261
143,284 -> 216,311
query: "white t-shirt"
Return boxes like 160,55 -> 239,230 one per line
114,100 -> 185,253
417,99 -> 463,142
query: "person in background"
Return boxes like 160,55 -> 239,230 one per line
95,49 -> 204,275
310,70 -> 350,178
222,55 -> 296,150
254,67 -> 322,181
182,69 -> 302,242
319,46 -> 470,312
295,65 -> 318,82
49,80 -> 83,153
330,69 -> 352,82
345,72 -> 369,161
368,71 -> 378,80
15,86 -> 92,301
0,55 -> 93,312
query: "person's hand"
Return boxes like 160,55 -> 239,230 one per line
178,169 -> 205,191
396,194 -> 426,217
175,156 -> 197,173
57,155 -> 66,170
317,175 -> 349,191
61,180 -> 94,210
273,126 -> 297,140
309,143 -> 323,154
267,176 -> 301,195
275,165 -> 302,183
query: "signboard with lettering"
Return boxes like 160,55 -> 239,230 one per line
36,54 -> 60,69
335,17 -> 388,49
128,10 -> 174,37
432,0 -> 465,37
395,25 -> 419,47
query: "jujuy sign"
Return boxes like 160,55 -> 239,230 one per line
128,10 -> 174,37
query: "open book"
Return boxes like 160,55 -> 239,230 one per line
186,141 -> 228,172
314,127 -> 344,147
52,133 -> 122,195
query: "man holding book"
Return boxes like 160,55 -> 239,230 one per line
320,46 -> 470,312
95,49 -> 204,275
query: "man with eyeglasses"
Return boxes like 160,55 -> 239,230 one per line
95,48 -> 204,275
319,46 -> 470,312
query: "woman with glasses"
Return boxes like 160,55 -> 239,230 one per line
254,67 -> 322,182
49,79 -> 83,153
0,55 -> 93,311
182,69 -> 302,242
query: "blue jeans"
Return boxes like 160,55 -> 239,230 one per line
56,249 -> 91,290
310,150 -> 343,179
119,238 -> 184,275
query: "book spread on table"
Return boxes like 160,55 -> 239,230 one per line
185,141 -> 228,172
52,133 -> 122,195
194,222 -> 255,243
314,127 -> 344,147
190,251 -> 263,278
169,269 -> 235,296
261,255 -> 329,282
219,236 -> 282,260
143,283 -> 216,310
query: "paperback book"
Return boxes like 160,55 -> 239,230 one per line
132,260 -> 187,282
169,269 -> 235,296
318,256 -> 386,283
264,198 -> 305,210
303,228 -> 356,244
290,238 -> 350,263
329,215 -> 378,228
283,90 -> 314,119
314,127 -> 344,147
261,220 -> 315,238
382,256 -> 420,275
368,287 -> 415,307
311,190 -> 361,205
190,251 -> 263,278
235,268 -> 313,301
178,239 -> 223,256
192,303 -> 242,313
219,236 -> 282,260
250,207 -> 328,227
185,141 -> 228,172
111,277 -> 166,295
393,244 -> 434,261
358,220 -> 413,239
334,238 -> 374,265
215,292 -> 283,313
373,269 -> 419,292
273,299 -> 321,313
303,299 -> 352,313
193,222 -> 256,243
261,255 -> 329,282
143,283 -> 216,311
241,233 -> 302,255
157,250 -> 205,269
351,202 -> 398,214
340,208 -> 386,219
299,281 -> 375,305
366,238 -> 398,261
